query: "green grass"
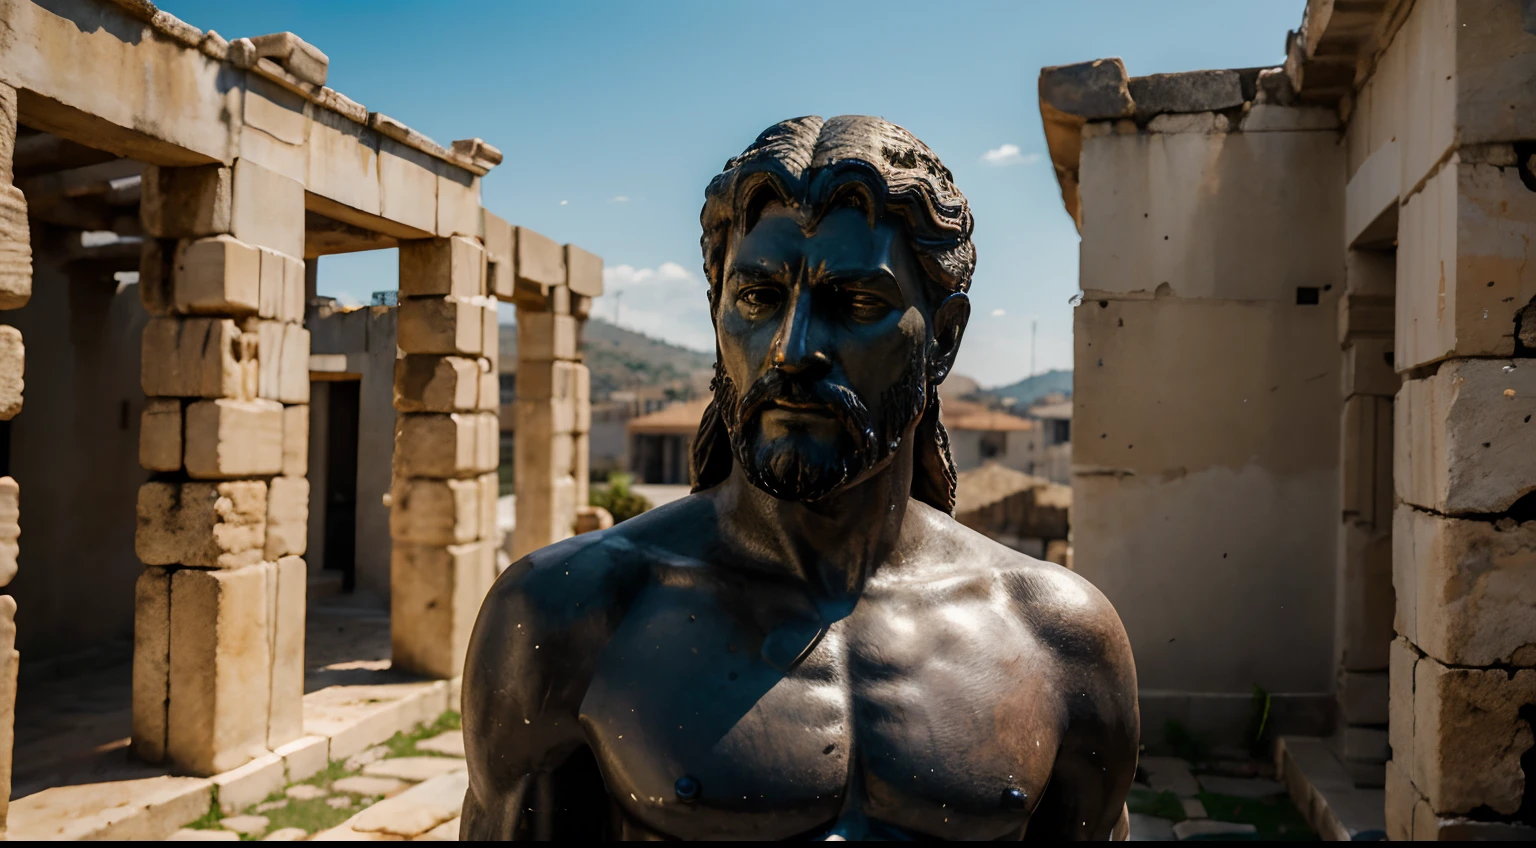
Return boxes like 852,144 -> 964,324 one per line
185,709 -> 463,840
1127,787 -> 1186,821
1198,792 -> 1316,841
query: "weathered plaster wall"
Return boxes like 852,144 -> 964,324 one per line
5,226 -> 146,658
1073,115 -> 1344,738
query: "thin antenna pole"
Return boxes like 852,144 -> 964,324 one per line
614,291 -> 623,326
1030,319 -> 1038,379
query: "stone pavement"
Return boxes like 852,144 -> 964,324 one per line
168,722 -> 469,842
1128,754 -> 1317,841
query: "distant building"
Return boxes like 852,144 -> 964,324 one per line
1023,399 -> 1071,484
626,398 -> 711,485
941,400 -> 1042,475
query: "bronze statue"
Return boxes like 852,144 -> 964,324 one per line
461,115 -> 1139,841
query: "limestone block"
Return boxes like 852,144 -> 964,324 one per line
512,476 -> 576,559
141,164 -> 232,239
1396,162 -> 1536,370
256,321 -> 310,404
573,432 -> 590,508
0,184 -> 31,310
1341,338 -> 1398,398
477,359 -> 497,412
141,397 -> 184,472
268,556 -> 305,748
1145,112 -> 1228,134
1337,523 -> 1394,672
1394,504 -> 1536,668
1388,638 -> 1418,766
481,301 -> 499,362
1345,247 -> 1396,297
565,244 -> 603,297
1412,656 -> 1536,815
516,360 -> 575,401
1038,58 -> 1134,120
1395,0 -> 1456,191
482,210 -> 514,300
1338,670 -> 1389,726
394,413 -> 496,479
1340,396 -> 1393,530
399,237 -> 484,299
1452,0 -> 1536,152
0,477 -> 16,588
0,595 -> 12,823
307,107 -> 380,218
172,235 -> 260,315
436,170 -> 480,239
1128,70 -> 1243,116
264,477 -> 309,559
397,297 -> 484,356
1383,759 -> 1417,843
0,325 -> 23,420
257,248 -> 304,323
1337,293 -> 1394,345
141,317 -> 243,399
378,138 -> 437,235
391,478 -> 481,545
1336,725 -> 1389,764
476,409 -> 498,474
248,32 -> 328,87
573,364 -> 591,434
478,472 -> 498,545
231,159 -> 304,260
136,480 -> 267,569
131,567 -> 172,763
391,543 -> 482,678
0,83 -> 15,184
393,355 -> 479,413
282,404 -> 307,477
515,227 -> 566,299
1395,359 -> 1536,514
168,564 -> 273,776
515,397 -> 575,445
138,238 -> 173,317
517,312 -> 577,362
184,398 -> 283,479
1239,105 -> 1339,133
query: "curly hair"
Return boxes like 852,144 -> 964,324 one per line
689,115 -> 976,513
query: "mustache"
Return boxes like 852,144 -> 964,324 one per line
731,370 -> 875,452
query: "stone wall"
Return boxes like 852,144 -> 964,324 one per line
1044,60 -> 1345,742
0,78 -> 28,838
1364,2 -> 1536,837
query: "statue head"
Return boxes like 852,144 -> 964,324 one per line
691,115 -> 975,512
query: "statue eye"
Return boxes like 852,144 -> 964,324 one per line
846,292 -> 892,318
738,286 -> 783,309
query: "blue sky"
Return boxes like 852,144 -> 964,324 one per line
163,0 -> 1302,387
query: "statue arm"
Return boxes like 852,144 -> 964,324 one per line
1020,574 -> 1140,842
459,538 -> 642,840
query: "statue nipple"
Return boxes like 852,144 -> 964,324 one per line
1001,788 -> 1028,810
675,775 -> 701,803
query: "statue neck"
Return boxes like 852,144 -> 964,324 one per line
718,444 -> 914,611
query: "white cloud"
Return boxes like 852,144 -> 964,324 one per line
990,308 -> 1006,317
981,144 -> 1042,167
610,195 -> 630,203
559,199 -> 569,206
600,262 -> 715,351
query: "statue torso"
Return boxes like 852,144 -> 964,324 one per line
575,529 -> 1068,840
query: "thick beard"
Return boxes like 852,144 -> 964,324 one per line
715,343 -> 929,503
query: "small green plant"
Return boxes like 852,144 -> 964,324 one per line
1248,684 -> 1274,758
590,472 -> 653,523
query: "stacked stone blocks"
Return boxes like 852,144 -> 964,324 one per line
507,220 -> 600,561
132,158 -> 310,777
0,81 -> 27,837
390,231 -> 499,680
1375,0 -> 1536,839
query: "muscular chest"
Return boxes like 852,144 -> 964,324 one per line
578,578 -> 1064,840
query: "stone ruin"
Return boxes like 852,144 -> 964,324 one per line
0,0 -> 600,835
1041,0 -> 1536,839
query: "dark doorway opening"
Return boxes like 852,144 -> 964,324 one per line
324,379 -> 361,592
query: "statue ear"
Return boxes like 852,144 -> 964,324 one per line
929,291 -> 969,384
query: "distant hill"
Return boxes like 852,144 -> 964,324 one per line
983,369 -> 1073,408
499,317 -> 714,399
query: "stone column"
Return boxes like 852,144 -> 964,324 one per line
390,234 -> 498,679
1382,2 -> 1536,839
0,80 -> 29,839
1332,250 -> 1397,785
505,226 -> 601,560
132,158 -> 310,777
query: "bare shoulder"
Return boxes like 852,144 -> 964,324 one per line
900,501 -> 1137,694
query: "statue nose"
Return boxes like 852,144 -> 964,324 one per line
772,288 -> 831,376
